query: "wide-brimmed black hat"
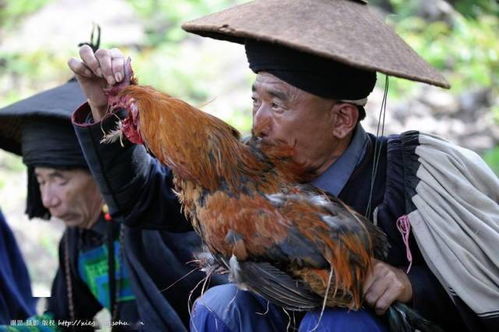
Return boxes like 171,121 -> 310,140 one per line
0,79 -> 86,156
182,0 -> 450,89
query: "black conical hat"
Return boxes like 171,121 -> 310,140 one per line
0,79 -> 86,155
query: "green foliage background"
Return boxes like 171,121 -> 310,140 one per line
377,0 -> 499,173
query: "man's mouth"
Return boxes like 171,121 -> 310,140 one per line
53,212 -> 73,221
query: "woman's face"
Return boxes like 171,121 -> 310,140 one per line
35,167 -> 103,228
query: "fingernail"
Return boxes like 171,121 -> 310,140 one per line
115,72 -> 123,82
96,68 -> 103,77
107,75 -> 116,86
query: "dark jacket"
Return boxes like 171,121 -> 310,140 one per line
72,105 -> 226,331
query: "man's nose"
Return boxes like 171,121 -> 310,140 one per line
252,106 -> 271,138
40,185 -> 61,209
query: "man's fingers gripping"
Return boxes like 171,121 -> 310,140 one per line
79,45 -> 102,78
67,58 -> 93,78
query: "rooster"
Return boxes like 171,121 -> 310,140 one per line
103,60 -> 442,332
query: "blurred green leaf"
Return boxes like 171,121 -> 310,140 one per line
483,146 -> 499,175
452,0 -> 499,19
386,11 -> 498,99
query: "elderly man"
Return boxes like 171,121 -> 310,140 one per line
68,1 -> 498,331
0,78 -> 217,331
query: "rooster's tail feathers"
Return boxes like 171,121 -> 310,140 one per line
387,302 -> 444,332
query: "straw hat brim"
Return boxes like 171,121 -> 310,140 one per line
0,80 -> 85,156
182,0 -> 450,89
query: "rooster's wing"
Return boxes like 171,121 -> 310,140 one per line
199,184 -> 387,310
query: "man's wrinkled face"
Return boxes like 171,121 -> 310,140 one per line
35,167 -> 103,229
251,72 -> 343,174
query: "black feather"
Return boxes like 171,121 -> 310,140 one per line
224,256 -> 322,311
387,302 -> 445,332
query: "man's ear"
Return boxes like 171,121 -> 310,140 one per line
331,103 -> 359,139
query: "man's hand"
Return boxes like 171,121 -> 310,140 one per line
67,45 -> 127,121
363,259 -> 413,315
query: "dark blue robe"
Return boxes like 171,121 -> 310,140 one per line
0,209 -> 36,323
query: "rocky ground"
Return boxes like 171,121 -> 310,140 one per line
365,84 -> 498,152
